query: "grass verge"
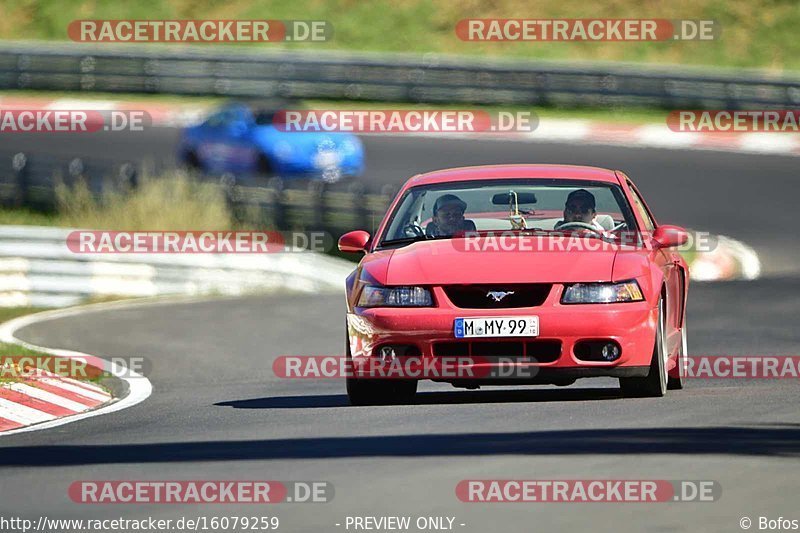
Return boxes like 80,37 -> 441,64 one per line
1,1 -> 798,71
0,343 -> 105,385
54,171 -> 235,230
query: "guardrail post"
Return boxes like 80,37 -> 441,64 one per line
117,162 -> 138,193
218,173 -> 240,222
349,181 -> 369,230
309,181 -> 326,230
12,153 -> 29,208
268,177 -> 286,231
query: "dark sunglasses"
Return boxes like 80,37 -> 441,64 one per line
565,203 -> 593,213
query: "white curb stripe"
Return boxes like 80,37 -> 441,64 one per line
32,370 -> 109,394
3,382 -> 88,412
34,377 -> 111,402
0,397 -> 56,425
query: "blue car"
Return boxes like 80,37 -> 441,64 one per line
178,101 -> 365,183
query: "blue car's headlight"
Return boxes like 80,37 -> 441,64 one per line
358,286 -> 433,307
340,139 -> 361,155
561,280 -> 644,304
273,140 -> 294,161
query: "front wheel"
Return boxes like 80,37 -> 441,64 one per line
344,329 -> 417,405
667,322 -> 687,390
619,296 -> 668,398
346,377 -> 418,406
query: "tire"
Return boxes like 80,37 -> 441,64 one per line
667,322 -> 687,390
183,150 -> 203,171
257,154 -> 273,176
344,328 -> 418,406
619,296 -> 668,398
346,376 -> 418,406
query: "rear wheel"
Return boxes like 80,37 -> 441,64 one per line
257,154 -> 273,176
183,150 -> 204,173
619,296 -> 668,398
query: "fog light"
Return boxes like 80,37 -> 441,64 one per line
601,343 -> 621,361
379,346 -> 397,362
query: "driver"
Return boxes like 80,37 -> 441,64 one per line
426,194 -> 476,237
554,189 -> 605,231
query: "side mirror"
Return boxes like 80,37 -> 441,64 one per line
652,225 -> 688,248
338,230 -> 370,253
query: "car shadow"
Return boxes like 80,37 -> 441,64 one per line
1,425 -> 798,466
215,387 -> 623,410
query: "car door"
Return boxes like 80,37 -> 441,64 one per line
198,106 -> 257,173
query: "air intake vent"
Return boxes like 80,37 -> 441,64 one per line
443,284 -> 551,309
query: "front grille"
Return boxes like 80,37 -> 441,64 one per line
433,340 -> 561,363
443,284 -> 551,309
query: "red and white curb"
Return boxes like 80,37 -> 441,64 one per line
0,301 -> 153,436
1,96 -> 799,157
0,370 -> 111,431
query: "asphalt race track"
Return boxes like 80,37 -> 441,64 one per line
1,130 -> 799,532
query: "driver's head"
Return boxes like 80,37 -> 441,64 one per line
564,189 -> 596,223
433,194 -> 467,234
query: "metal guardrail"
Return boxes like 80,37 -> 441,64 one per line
0,150 -> 395,235
1,41 -> 799,109
0,225 -> 353,307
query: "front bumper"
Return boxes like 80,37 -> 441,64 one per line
347,284 -> 657,384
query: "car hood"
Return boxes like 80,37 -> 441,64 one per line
379,238 -> 625,285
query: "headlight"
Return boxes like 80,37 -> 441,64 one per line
561,280 -> 644,304
273,140 -> 294,161
340,139 -> 360,155
358,286 -> 433,307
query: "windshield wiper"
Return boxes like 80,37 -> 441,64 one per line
378,235 -> 453,248
378,235 -> 431,248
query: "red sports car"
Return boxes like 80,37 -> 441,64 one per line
338,164 -> 689,405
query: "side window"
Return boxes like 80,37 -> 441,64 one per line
205,111 -> 226,128
626,180 -> 655,231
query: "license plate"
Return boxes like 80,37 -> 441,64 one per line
454,316 -> 539,338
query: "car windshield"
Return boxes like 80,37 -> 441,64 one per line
379,178 -> 640,247
254,110 -> 277,125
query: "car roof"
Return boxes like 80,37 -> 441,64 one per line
223,98 -> 301,112
404,164 -> 621,187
